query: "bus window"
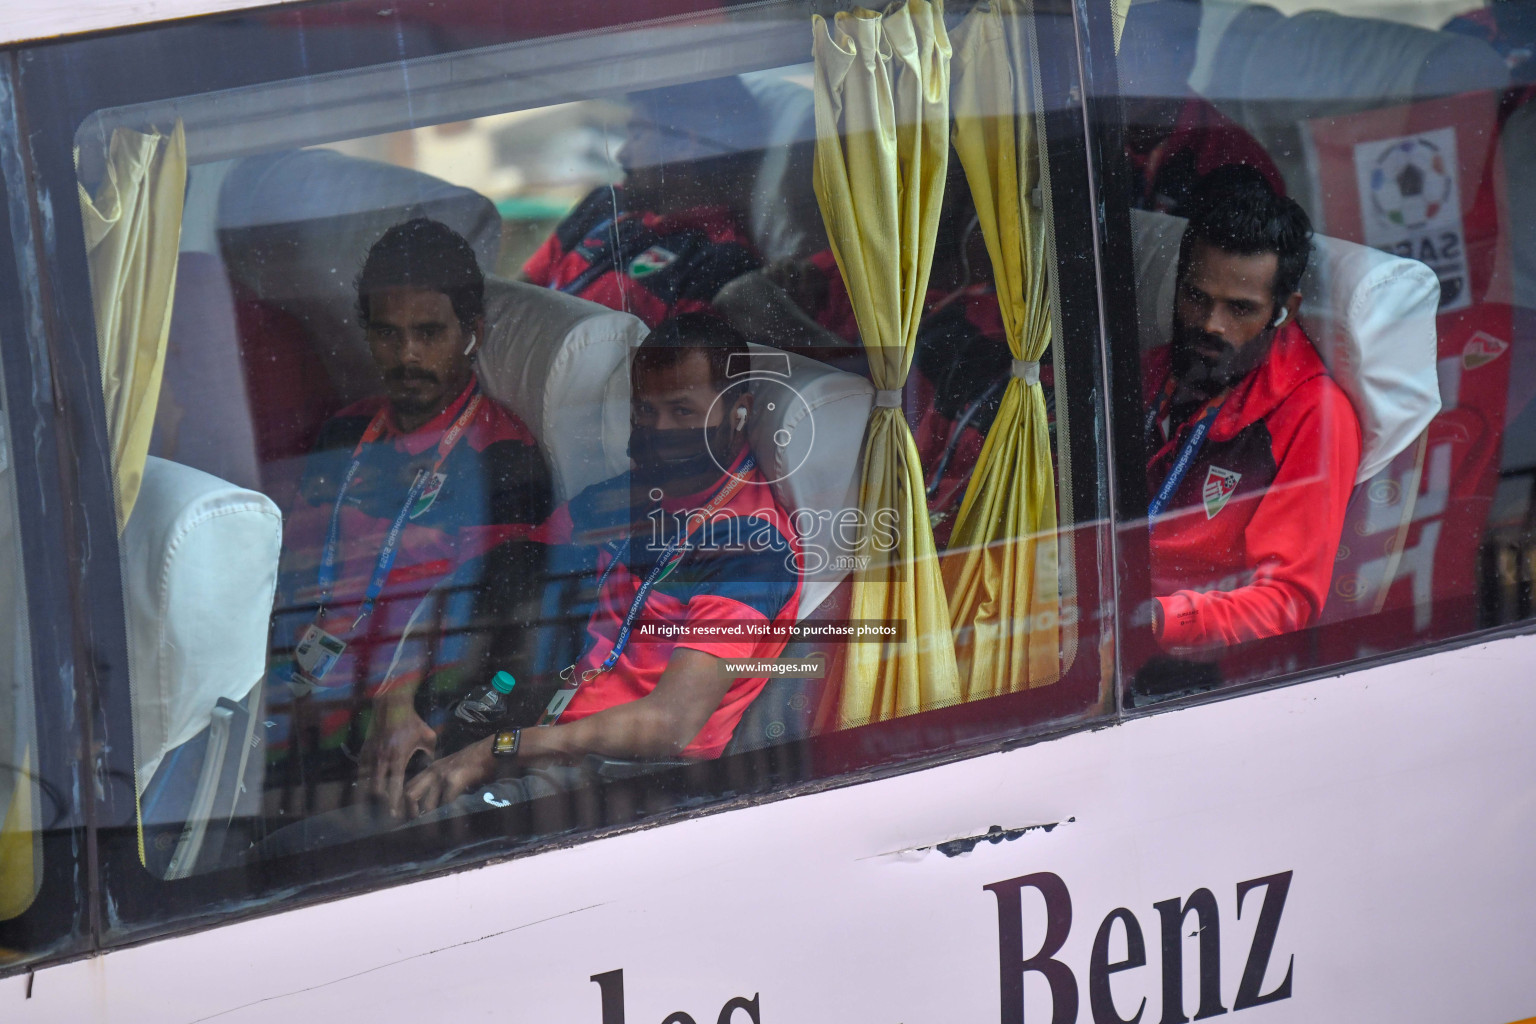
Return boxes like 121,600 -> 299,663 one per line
0,357 -> 86,971
1108,0 -> 1532,703
8,0 -> 1114,942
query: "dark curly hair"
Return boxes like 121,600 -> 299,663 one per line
1177,166 -> 1313,311
355,217 -> 484,330
633,313 -> 753,405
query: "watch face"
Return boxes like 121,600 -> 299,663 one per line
492,730 -> 519,757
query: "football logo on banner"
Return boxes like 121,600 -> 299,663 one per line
1353,128 -> 1470,312
1203,466 -> 1241,519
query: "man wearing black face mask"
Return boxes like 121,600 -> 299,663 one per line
397,314 -> 803,819
1145,176 -> 1361,650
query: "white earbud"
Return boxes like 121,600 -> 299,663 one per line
464,333 -> 478,355
734,407 -> 748,430
1271,308 -> 1289,328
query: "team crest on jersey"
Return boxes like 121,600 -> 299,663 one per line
1203,466 -> 1241,519
409,472 -> 447,520
1462,331 -> 1509,370
628,245 -> 678,278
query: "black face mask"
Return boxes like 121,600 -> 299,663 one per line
627,418 -> 737,486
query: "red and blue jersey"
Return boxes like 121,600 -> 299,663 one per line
541,451 -> 802,758
272,380 -> 553,712
522,186 -> 761,329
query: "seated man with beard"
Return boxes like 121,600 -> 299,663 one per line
1146,175 -> 1361,650
268,218 -> 553,754
397,314 -> 803,820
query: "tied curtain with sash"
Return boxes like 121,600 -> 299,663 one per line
78,121 -> 187,529
811,0 -> 962,727
944,0 -> 1063,697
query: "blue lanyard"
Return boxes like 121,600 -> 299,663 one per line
1148,399 -> 1223,521
315,384 -> 481,628
589,456 -> 756,674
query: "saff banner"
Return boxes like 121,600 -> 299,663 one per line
1302,91 -> 1514,651
1302,91 -> 1504,314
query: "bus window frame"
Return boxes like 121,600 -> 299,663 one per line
1086,3 -> 1536,711
0,0 -> 1124,967
0,53 -> 103,973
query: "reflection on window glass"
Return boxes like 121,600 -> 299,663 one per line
60,0 -> 1105,908
0,389 -> 44,950
1115,0 -> 1532,702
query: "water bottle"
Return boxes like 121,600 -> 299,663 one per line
437,671 -> 516,753
454,671 -> 517,726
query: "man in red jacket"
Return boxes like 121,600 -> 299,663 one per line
1146,176 -> 1361,649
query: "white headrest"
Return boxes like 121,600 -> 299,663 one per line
475,277 -> 648,504
1192,2 -> 1508,112
742,74 -> 825,264
1131,209 -> 1441,482
121,458 -> 282,789
740,345 -> 874,616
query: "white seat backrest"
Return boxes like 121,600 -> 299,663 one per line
215,148 -> 505,407
121,457 -> 282,789
475,276 -> 649,504
1131,209 -> 1441,482
600,342 -> 873,619
742,73 -> 825,264
741,344 -> 874,617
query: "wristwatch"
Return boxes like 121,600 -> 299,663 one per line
491,727 -> 522,758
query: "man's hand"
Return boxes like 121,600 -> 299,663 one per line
360,697 -> 437,819
404,735 -> 496,817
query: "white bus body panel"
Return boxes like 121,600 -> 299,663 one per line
0,0 -> 301,46
4,633 -> 1534,1023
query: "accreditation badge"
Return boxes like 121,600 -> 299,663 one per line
408,471 -> 447,520
294,623 -> 347,683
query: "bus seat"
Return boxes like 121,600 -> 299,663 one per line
1187,1 -> 1508,218
474,275 -> 648,504
1131,208 -> 1442,483
150,252 -> 263,493
742,73 -> 825,265
741,343 -> 874,619
214,147 -> 503,413
121,456 -> 282,878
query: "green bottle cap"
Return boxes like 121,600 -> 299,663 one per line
492,671 -> 517,695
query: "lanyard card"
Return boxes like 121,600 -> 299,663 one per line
294,623 -> 347,683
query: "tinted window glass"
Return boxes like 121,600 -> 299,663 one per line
10,0 -> 1114,944
0,336 -> 89,971
1108,0 -> 1531,703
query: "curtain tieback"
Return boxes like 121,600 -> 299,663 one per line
1011,359 -> 1040,386
873,389 -> 903,408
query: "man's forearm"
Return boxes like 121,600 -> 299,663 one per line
518,698 -> 704,764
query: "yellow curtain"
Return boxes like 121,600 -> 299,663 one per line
944,0 -> 1061,698
1112,0 -> 1130,51
79,121 -> 187,529
812,0 -> 961,727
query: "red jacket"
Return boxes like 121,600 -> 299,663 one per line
1147,322 -> 1362,649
